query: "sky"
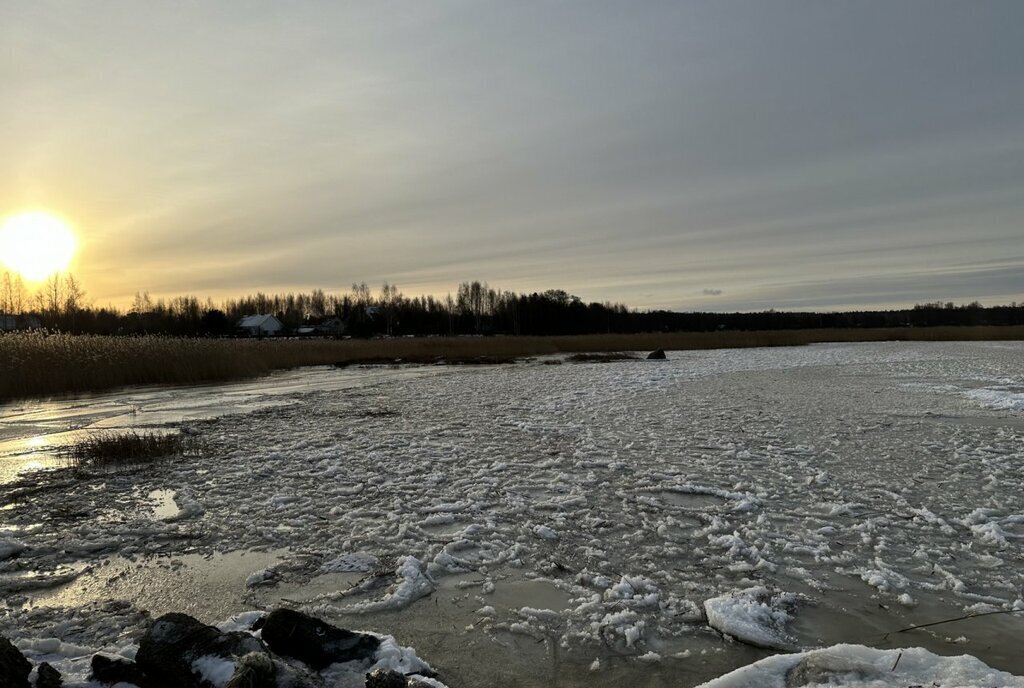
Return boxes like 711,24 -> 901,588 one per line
2,1 -> 1022,313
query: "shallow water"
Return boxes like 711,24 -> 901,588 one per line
0,364 -> 448,482
29,549 -> 288,620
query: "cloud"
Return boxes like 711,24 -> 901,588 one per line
6,2 -> 1024,311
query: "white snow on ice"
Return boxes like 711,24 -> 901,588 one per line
696,643 -> 1024,688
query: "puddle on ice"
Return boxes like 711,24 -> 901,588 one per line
258,571 -> 369,608
484,574 -> 575,613
27,549 -> 288,621
147,489 -> 181,520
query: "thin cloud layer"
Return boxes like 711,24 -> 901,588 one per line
2,1 -> 1022,311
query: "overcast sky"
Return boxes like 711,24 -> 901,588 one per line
2,1 -> 1022,312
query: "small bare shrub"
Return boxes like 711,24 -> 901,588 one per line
63,430 -> 186,469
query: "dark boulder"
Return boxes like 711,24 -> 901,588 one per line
0,635 -> 31,688
646,349 -> 667,360
90,654 -> 152,687
268,659 -> 322,688
136,613 -> 270,688
136,613 -> 219,687
35,663 -> 62,688
206,632 -> 267,661
261,609 -> 379,670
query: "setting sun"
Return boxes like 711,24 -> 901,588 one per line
0,211 -> 78,282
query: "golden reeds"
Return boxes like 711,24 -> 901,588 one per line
61,430 -> 185,469
2,327 -> 1022,401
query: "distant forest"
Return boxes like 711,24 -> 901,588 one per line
1,271 -> 1022,337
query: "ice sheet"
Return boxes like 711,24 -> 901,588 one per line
3,341 -> 1024,686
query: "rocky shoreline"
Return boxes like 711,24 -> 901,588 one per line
1,608 -> 443,688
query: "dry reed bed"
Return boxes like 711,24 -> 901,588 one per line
61,430 -> 186,469
2,327 -> 1022,401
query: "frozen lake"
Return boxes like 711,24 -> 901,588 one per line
2,341 -> 1024,686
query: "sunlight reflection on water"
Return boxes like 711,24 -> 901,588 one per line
0,364 -> 449,484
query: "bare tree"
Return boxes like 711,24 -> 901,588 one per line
10,273 -> 24,315
44,274 -> 64,314
457,281 -> 490,333
1,272 -> 11,314
131,291 -> 154,314
444,293 -> 455,336
309,289 -> 327,320
63,274 -> 86,315
351,282 -> 371,308
379,282 -> 401,335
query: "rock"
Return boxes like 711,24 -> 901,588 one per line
136,613 -> 219,687
646,349 -> 666,360
90,654 -> 152,687
269,659 -> 322,688
365,669 -> 408,688
206,631 -> 267,660
0,635 -> 31,688
136,613 -> 270,688
261,609 -> 380,670
35,663 -> 62,688
224,652 -> 275,688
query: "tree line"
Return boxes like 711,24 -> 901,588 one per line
1,271 -> 1022,337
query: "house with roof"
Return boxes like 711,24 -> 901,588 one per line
0,314 -> 42,331
236,314 -> 284,337
315,317 -> 345,336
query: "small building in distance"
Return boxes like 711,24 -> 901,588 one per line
0,314 -> 42,331
236,314 -> 284,337
316,317 -> 345,336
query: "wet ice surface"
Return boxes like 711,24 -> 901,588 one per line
3,341 -> 1024,687
0,365 -> 447,482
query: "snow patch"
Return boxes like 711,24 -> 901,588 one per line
192,655 -> 236,687
341,556 -> 433,614
696,643 -> 1024,688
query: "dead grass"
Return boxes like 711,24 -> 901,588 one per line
566,352 -> 640,363
62,430 -> 185,469
2,326 -> 1023,401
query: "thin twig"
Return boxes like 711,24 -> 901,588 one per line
883,609 -> 1024,640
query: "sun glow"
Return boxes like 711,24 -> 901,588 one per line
0,212 -> 78,282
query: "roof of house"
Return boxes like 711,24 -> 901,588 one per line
237,314 -> 281,328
